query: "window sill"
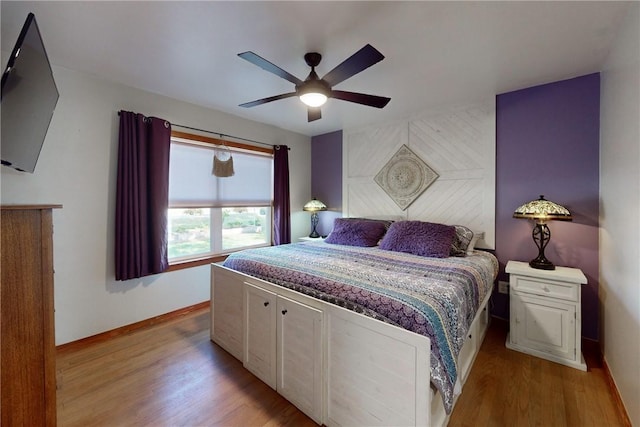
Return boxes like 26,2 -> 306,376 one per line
166,255 -> 229,272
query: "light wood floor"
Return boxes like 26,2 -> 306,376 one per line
57,307 -> 627,426
448,319 -> 625,427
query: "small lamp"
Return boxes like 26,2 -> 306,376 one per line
513,195 -> 572,270
303,198 -> 327,238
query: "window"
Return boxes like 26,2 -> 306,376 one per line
168,132 -> 273,263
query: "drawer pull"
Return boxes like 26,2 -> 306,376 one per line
281,309 -> 288,315
263,301 -> 269,307
543,286 -> 550,292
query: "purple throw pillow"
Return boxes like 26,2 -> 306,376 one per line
324,218 -> 388,247
379,221 -> 456,258
341,217 -> 395,231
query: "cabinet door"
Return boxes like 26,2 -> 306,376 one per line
277,296 -> 323,423
244,284 -> 277,389
211,269 -> 244,360
511,292 -> 576,361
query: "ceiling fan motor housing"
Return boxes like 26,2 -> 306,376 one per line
304,52 -> 322,68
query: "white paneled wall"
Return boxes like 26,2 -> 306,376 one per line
344,101 -> 495,248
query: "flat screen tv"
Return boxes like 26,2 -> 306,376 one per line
1,12 -> 59,173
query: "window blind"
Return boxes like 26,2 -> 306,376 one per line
169,141 -> 273,208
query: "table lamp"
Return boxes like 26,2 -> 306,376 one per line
513,195 -> 572,270
303,198 -> 327,238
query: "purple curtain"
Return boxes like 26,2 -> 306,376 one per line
115,111 -> 171,280
273,145 -> 291,245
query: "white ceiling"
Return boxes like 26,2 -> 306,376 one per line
0,1 -> 631,137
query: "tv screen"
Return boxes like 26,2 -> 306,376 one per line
1,12 -> 59,173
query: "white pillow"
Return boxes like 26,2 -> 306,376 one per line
467,231 -> 485,255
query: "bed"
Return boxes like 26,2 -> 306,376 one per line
210,219 -> 498,426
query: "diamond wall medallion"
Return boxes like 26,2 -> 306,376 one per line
374,144 -> 439,210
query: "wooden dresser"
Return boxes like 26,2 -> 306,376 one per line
1,205 -> 61,426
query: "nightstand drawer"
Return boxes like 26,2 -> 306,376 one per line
511,276 -> 578,301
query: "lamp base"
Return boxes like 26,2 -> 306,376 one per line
529,256 -> 555,270
529,222 -> 556,270
309,212 -> 320,238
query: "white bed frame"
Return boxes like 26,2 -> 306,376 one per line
210,263 -> 492,426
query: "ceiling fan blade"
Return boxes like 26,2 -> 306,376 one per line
307,107 -> 322,122
238,51 -> 303,86
331,90 -> 391,108
239,92 -> 297,108
321,44 -> 385,87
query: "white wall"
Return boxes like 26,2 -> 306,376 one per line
1,66 -> 311,345
600,2 -> 640,424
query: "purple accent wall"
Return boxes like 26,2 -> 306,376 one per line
311,130 -> 342,237
495,73 -> 600,340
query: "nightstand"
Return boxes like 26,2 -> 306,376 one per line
298,236 -> 324,242
505,260 -> 587,371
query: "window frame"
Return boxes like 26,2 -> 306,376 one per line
167,130 -> 274,271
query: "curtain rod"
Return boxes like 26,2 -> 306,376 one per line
117,111 -> 288,150
171,123 -> 284,149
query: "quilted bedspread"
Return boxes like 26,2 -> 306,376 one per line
223,241 -> 498,414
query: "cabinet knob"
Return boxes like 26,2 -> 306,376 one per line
263,301 -> 269,307
281,309 -> 288,315
543,286 -> 550,292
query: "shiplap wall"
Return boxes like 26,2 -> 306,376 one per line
343,100 -> 496,248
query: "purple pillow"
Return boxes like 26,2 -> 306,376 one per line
324,218 -> 388,247
379,221 -> 456,258
341,217 -> 395,231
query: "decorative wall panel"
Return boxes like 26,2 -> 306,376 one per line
344,101 -> 495,248
374,145 -> 439,210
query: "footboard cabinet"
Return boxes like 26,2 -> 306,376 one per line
244,283 -> 277,389
276,295 -> 323,422
212,263 -> 493,427
217,271 -> 325,424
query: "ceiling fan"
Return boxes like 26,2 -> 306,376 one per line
238,44 -> 391,122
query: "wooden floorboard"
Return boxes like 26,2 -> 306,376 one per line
57,307 -> 627,426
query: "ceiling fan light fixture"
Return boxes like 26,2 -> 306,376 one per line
298,79 -> 330,107
299,92 -> 328,107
